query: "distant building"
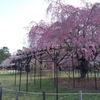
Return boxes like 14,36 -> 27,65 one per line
0,57 -> 15,70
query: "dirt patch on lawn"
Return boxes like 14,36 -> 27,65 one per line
58,78 -> 100,92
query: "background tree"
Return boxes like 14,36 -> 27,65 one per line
0,46 -> 11,64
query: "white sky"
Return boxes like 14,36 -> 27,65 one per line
0,0 -> 99,54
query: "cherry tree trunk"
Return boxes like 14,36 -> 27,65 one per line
80,60 -> 88,78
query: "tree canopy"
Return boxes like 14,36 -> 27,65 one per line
25,1 -> 100,78
27,1 -> 100,59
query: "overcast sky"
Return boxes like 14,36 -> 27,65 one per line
0,0 -> 99,54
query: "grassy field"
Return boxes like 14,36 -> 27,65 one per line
0,70 -> 100,100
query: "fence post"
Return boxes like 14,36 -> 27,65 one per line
79,91 -> 82,100
43,91 -> 45,100
16,89 -> 19,100
0,86 -> 2,100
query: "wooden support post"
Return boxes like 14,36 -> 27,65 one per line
43,91 -> 45,100
19,70 -> 22,91
79,91 -> 82,100
0,86 -> 2,100
16,89 -> 19,100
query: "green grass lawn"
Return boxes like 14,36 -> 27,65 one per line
0,70 -> 100,100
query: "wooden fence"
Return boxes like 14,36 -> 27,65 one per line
0,85 -> 83,100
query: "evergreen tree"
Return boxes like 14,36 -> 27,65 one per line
0,47 -> 11,63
